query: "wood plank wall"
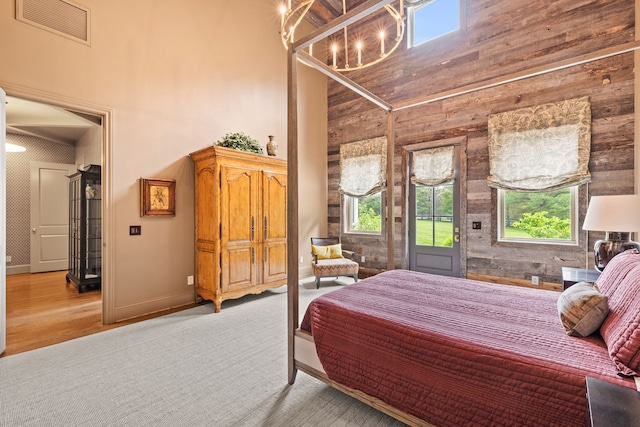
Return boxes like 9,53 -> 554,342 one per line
326,0 -> 635,285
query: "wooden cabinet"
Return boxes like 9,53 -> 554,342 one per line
190,146 -> 287,312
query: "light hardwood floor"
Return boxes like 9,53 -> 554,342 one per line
3,271 -> 196,356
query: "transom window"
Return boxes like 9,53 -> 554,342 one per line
408,0 -> 460,48
497,187 -> 579,245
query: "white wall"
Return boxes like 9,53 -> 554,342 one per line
297,63 -> 328,278
0,1 -> 327,320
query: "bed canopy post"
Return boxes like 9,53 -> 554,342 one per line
287,0 -> 397,386
387,111 -> 395,270
287,42 -> 299,386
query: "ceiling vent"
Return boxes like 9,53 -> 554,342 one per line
16,0 -> 90,46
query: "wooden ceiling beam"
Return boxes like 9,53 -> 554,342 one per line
293,0 -> 395,52
297,50 -> 392,111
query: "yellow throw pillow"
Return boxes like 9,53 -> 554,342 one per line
312,244 -> 344,260
327,243 -> 344,259
311,245 -> 330,259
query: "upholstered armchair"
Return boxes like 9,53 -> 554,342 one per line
310,237 -> 359,289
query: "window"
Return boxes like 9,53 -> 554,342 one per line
339,137 -> 387,235
415,185 -> 453,247
408,0 -> 460,48
345,192 -> 383,234
498,186 -> 578,245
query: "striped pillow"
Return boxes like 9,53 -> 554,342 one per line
557,281 -> 609,337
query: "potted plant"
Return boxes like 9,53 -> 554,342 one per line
215,132 -> 263,154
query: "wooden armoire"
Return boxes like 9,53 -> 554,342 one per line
190,145 -> 287,312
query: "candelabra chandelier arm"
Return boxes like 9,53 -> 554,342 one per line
280,0 -> 405,72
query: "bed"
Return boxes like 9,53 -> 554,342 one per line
283,4 -> 640,424
291,250 -> 640,426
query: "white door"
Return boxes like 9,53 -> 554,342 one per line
1,88 -> 7,355
30,162 -> 75,273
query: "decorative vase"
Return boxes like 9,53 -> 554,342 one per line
85,184 -> 96,199
266,135 -> 278,156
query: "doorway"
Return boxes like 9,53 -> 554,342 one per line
405,138 -> 466,277
1,83 -> 113,355
29,161 -> 76,273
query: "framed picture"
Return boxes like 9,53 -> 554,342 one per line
140,178 -> 176,217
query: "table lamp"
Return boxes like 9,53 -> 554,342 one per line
582,194 -> 640,271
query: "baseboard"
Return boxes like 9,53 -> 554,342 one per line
113,292 -> 196,322
298,265 -> 313,279
7,265 -> 30,275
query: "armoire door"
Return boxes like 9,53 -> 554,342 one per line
262,171 -> 287,284
220,166 -> 259,291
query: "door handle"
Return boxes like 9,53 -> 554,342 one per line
454,234 -> 460,243
32,228 -> 37,233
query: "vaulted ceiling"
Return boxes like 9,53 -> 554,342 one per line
303,0 -> 372,27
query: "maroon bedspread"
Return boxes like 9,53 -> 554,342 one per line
300,270 -> 634,427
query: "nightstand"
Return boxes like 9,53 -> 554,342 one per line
561,267 -> 601,290
586,376 -> 640,427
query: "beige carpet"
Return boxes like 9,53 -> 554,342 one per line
0,278 -> 407,426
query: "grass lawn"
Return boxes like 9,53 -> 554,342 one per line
416,219 -> 453,246
504,226 -> 532,238
416,221 -> 533,246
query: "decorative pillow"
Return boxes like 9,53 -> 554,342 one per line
312,244 -> 344,260
557,281 -> 609,337
596,249 -> 640,297
597,250 -> 640,376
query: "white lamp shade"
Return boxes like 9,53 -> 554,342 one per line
583,195 -> 640,232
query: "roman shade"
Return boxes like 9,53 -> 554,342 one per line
339,137 -> 387,197
487,96 -> 591,192
410,145 -> 455,187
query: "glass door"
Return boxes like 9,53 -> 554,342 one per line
409,146 -> 460,276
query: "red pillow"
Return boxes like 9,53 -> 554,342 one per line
597,249 -> 640,376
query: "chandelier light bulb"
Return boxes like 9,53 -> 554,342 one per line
280,5 -> 286,27
379,31 -> 385,56
332,44 -> 338,68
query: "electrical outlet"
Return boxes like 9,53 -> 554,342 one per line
187,275 -> 194,285
531,276 -> 539,285
361,255 -> 365,263
129,225 -> 142,236
6,255 -> 11,263
472,221 -> 482,230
